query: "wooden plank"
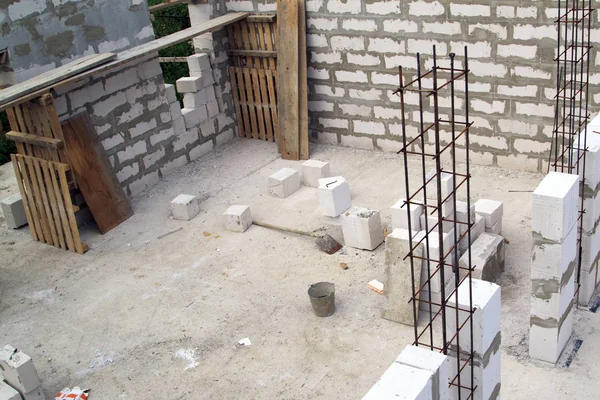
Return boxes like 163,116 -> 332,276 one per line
56,163 -> 85,254
40,160 -> 66,250
266,69 -> 279,141
48,162 -> 76,252
277,0 -> 299,159
226,49 -> 277,58
243,68 -> 258,138
235,68 -> 251,137
0,13 -> 250,112
45,98 -> 70,164
258,69 -> 274,141
0,54 -> 116,107
10,155 -> 37,241
158,56 -> 190,63
148,0 -> 187,13
32,157 -> 59,246
229,67 -> 246,138
23,156 -> 52,244
263,22 -> 276,71
247,14 -> 276,23
6,131 -> 64,149
251,68 -> 266,140
298,0 -> 309,160
60,112 -> 134,234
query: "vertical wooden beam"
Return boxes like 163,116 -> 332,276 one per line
277,0 -> 300,160
298,0 -> 309,160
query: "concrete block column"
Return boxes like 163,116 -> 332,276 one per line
530,172 -> 579,363
396,345 -> 453,400
446,279 -> 501,400
576,127 -> 600,305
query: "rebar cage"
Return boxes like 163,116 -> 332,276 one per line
395,46 -> 476,399
549,0 -> 593,304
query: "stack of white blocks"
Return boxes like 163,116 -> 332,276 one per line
576,119 -> 600,305
0,345 -> 44,400
530,172 -> 578,363
176,53 -> 218,130
362,345 -> 452,400
475,199 -> 503,235
446,279 -> 501,400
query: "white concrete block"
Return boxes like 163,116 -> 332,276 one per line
1,194 -> 28,229
165,83 -> 177,103
0,381 -> 21,400
419,273 -> 456,313
532,224 -> 577,276
176,76 -> 204,93
532,172 -> 579,242
183,91 -> 206,108
446,279 -> 501,356
382,229 -> 424,325
0,345 -> 41,394
317,176 -> 351,217
171,194 -> 200,221
391,199 -> 422,231
223,205 -> 252,233
420,212 -> 453,233
187,53 -> 211,73
529,306 -> 573,363
362,362 -> 433,400
459,214 -> 485,254
474,199 -> 503,228
459,233 -> 505,283
340,206 -> 384,251
182,107 -> 201,129
396,344 -> 452,400
425,169 -> 454,199
531,267 -> 575,321
268,168 -> 301,198
206,100 -> 219,119
455,200 -> 475,235
302,160 -> 331,187
421,229 -> 456,292
485,219 -> 502,235
172,116 -> 186,136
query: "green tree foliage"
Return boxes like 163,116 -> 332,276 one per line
148,0 -> 193,90
0,111 -> 16,165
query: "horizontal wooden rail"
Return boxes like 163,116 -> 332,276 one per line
6,131 -> 64,149
227,50 -> 277,58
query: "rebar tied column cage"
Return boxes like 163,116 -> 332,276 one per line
549,0 -> 593,304
395,46 -> 476,399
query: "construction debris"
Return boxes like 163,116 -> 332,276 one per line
368,280 -> 384,295
55,387 -> 89,400
237,338 -> 251,346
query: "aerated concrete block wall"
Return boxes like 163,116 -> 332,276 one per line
0,0 -> 154,82
224,0 -> 600,173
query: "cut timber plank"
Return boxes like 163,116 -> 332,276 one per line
6,131 -> 64,149
298,0 -> 309,160
148,0 -> 188,13
61,112 -> 133,234
226,49 -> 277,58
0,13 -> 249,112
247,14 -> 276,23
0,54 -> 116,108
158,56 -> 190,63
277,0 -> 299,160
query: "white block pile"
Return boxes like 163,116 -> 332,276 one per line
362,345 -> 452,400
177,54 -> 216,130
530,171 -> 578,363
576,119 -> 600,305
0,345 -> 44,400
447,279 -> 501,400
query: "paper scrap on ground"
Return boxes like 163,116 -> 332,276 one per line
238,337 -> 252,346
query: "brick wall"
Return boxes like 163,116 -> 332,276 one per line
223,0 -> 600,173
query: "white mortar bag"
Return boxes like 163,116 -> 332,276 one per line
55,387 -> 90,400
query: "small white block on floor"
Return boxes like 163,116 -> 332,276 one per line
362,362 -> 433,400
302,160 -> 331,187
176,76 -> 204,93
0,345 -> 41,394
268,168 -> 300,198
171,194 -> 200,221
0,381 -> 21,400
532,172 -> 579,242
1,194 -> 28,229
317,176 -> 351,217
340,206 -> 384,251
474,199 -> 503,228
223,205 -> 252,233
396,344 -> 451,400
391,199 -> 422,231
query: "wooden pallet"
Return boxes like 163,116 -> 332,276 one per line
227,15 -> 279,142
11,154 -> 87,254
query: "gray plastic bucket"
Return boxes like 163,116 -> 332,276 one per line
308,282 -> 335,317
